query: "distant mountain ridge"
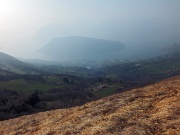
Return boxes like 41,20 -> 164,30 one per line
39,36 -> 125,61
0,52 -> 38,74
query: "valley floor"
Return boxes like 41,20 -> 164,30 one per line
0,76 -> 180,135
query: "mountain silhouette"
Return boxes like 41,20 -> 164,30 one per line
39,36 -> 125,61
0,52 -> 38,74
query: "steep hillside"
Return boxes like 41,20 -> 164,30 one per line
0,52 -> 39,74
0,76 -> 179,135
39,36 -> 125,61
99,52 -> 180,84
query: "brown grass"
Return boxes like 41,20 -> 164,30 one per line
0,76 -> 180,135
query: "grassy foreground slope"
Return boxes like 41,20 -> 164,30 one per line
0,76 -> 180,135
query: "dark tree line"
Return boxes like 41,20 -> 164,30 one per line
0,83 -> 95,121
0,89 -> 40,120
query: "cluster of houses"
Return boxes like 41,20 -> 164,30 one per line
90,84 -> 109,91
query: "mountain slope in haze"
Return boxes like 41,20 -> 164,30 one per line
39,36 -> 125,61
0,76 -> 179,135
98,46 -> 180,84
0,52 -> 38,74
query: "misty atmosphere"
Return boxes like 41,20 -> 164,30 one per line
0,0 -> 180,61
0,1 -> 180,134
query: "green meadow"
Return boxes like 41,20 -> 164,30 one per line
0,79 -> 62,93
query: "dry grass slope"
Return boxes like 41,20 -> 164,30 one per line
0,76 -> 180,135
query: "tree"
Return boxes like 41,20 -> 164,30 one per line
25,91 -> 40,106
63,77 -> 69,84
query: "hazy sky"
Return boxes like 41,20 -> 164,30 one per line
0,0 -> 180,58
